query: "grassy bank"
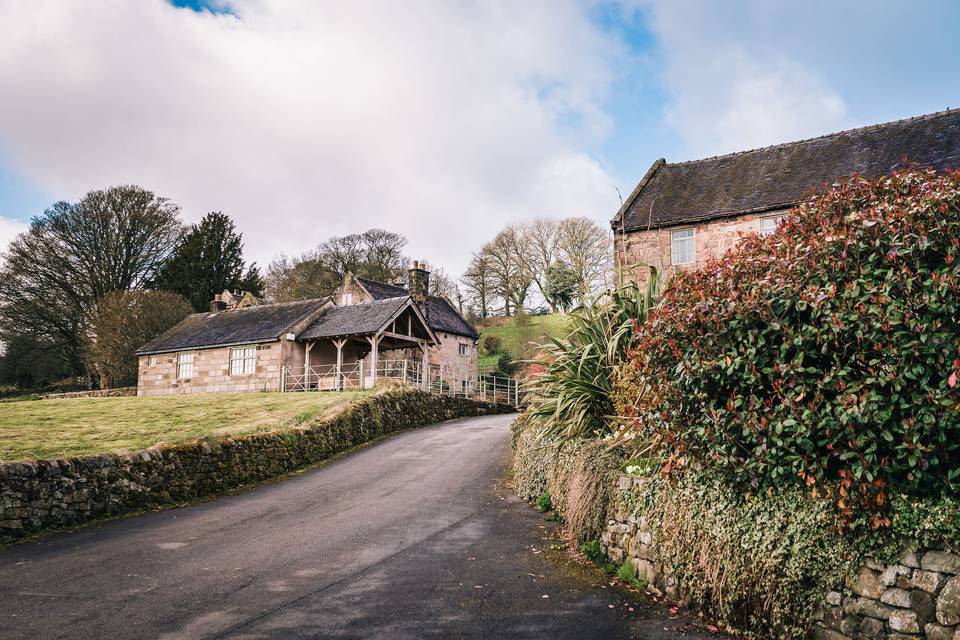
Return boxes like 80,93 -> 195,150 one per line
478,313 -> 570,369
0,391 -> 368,462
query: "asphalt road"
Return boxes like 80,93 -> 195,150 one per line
0,414 -> 721,639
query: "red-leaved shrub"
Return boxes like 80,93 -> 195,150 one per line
615,168 -> 960,522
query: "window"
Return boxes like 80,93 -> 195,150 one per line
458,343 -> 469,356
176,352 -> 194,379
230,346 -> 257,375
671,228 -> 695,265
148,355 -> 157,366
761,215 -> 785,236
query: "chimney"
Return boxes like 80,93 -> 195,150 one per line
408,259 -> 431,319
210,293 -> 228,312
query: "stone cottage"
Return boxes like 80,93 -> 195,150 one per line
136,261 -> 479,396
612,109 -> 960,287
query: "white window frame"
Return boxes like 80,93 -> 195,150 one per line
671,228 -> 696,266
230,346 -> 257,376
760,215 -> 785,236
148,355 -> 157,367
176,352 -> 195,379
458,343 -> 469,356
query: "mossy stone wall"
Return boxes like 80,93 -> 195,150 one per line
0,391 -> 513,543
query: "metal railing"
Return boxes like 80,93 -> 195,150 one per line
281,359 -> 522,407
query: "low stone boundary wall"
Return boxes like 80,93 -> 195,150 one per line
0,391 -> 513,543
40,387 -> 137,400
601,475 -> 960,640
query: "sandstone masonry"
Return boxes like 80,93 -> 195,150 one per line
601,474 -> 960,640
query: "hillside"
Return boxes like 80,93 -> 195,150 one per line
477,313 -> 570,371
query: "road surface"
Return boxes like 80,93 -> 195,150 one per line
0,413 -> 720,639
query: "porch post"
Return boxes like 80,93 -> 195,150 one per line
333,338 -> 346,391
419,343 -> 429,391
305,340 -> 315,390
366,334 -> 381,388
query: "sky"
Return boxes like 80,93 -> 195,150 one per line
0,0 -> 959,275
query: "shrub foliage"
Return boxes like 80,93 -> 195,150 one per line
616,169 -> 960,520
528,272 -> 659,440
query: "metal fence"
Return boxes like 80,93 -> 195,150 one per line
281,359 -> 521,407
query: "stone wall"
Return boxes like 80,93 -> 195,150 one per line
601,475 -> 960,640
614,208 -> 790,288
137,339 -> 294,396
0,391 -> 514,544
39,387 -> 137,400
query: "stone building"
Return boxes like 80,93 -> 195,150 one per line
136,261 -> 479,396
612,109 -> 960,287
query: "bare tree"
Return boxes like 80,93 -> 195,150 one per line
460,252 -> 496,318
430,266 -> 463,310
0,185 -> 182,374
264,228 -> 410,302
85,290 -> 193,388
482,227 -> 532,316
515,218 -> 561,312
556,217 -> 612,302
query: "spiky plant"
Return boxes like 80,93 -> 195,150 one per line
526,268 -> 660,440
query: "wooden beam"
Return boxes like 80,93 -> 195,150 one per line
380,331 -> 428,344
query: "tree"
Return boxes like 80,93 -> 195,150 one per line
516,218 -> 561,312
154,212 -> 263,311
85,290 -> 193,388
482,227 -> 532,316
461,252 -> 496,318
0,185 -> 181,374
264,228 -> 409,302
430,267 -> 463,310
543,261 -> 578,312
0,334 -> 73,392
556,217 -> 611,302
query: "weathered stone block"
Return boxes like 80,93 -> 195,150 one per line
924,552 -> 960,575
881,588 -> 912,608
939,576 -> 960,625
811,625 -> 850,640
912,589 -> 937,623
888,609 -> 920,633
844,596 -> 893,620
858,615 -> 885,638
923,622 -> 954,640
900,551 -> 921,569
882,565 -> 912,586
913,570 -> 946,594
826,591 -> 843,606
848,567 -> 886,599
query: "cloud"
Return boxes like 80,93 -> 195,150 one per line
636,0 -> 851,158
0,0 -> 625,273
0,215 -> 28,254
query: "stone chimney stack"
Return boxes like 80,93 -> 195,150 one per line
408,260 -> 431,318
210,293 -> 228,312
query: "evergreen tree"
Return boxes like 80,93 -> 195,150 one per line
156,212 -> 263,311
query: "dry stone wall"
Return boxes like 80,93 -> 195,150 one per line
601,474 -> 960,640
0,391 -> 513,544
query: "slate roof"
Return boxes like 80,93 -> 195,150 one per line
356,277 -> 407,300
298,297 -> 410,340
356,277 -> 479,340
136,298 -> 330,355
614,109 -> 960,232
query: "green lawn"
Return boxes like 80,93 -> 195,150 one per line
477,313 -> 571,369
0,391 -> 369,463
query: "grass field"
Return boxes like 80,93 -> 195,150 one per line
477,313 -> 571,369
0,391 -> 368,463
